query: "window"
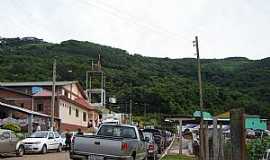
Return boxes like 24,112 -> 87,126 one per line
37,104 -> 43,112
139,130 -> 144,141
54,132 -> 60,138
69,106 -> 72,115
48,132 -> 54,139
83,112 -> 87,122
20,103 -> 24,108
76,109 -> 79,117
97,125 -> 137,139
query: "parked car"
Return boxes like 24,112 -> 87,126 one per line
0,129 -> 24,157
70,124 -> 148,160
161,130 -> 173,147
143,132 -> 158,159
262,149 -> 270,160
21,131 -> 63,154
254,129 -> 270,138
143,128 -> 165,154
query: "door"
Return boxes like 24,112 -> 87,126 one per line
47,132 -> 56,150
54,132 -> 61,148
9,132 -> 18,152
0,131 -> 12,153
137,130 -> 147,160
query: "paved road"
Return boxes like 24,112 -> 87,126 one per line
1,152 -> 70,160
2,152 -> 162,160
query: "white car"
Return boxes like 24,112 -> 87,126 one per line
21,131 -> 63,154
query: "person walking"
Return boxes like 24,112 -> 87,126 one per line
65,131 -> 72,151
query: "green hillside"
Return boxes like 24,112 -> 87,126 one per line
0,37 -> 269,118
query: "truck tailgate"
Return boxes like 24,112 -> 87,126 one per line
73,135 -> 134,157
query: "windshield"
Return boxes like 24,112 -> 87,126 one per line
61,133 -> 66,138
97,125 -> 137,139
29,131 -> 48,138
143,132 -> 153,141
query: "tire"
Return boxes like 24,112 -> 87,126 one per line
41,145 -> 47,154
16,145 -> 24,157
57,144 -> 62,152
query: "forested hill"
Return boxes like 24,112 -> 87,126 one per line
0,37 -> 269,118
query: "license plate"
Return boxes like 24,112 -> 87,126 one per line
88,155 -> 104,160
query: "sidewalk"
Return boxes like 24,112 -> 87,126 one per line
167,137 -> 195,157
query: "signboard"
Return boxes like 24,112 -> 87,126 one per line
32,87 -> 43,94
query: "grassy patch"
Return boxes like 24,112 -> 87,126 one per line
162,155 -> 195,160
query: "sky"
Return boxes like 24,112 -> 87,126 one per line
0,0 -> 270,59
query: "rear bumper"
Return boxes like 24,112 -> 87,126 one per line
147,150 -> 157,158
70,151 -> 133,160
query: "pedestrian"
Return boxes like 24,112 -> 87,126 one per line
77,128 -> 83,135
65,131 -> 72,151
36,124 -> 41,131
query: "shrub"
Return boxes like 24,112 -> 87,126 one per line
2,123 -> 21,132
247,137 -> 270,160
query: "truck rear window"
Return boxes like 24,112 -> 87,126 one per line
97,125 -> 137,139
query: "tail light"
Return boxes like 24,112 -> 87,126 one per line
121,143 -> 129,151
148,144 -> 154,150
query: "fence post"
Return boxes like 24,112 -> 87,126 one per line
230,108 -> 245,160
204,122 -> 209,160
213,117 -> 218,160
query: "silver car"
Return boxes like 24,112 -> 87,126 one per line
0,129 -> 24,157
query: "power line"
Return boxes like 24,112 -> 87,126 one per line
76,0 -> 195,47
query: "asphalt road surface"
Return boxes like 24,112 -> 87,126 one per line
1,152 -> 162,160
1,152 -> 70,160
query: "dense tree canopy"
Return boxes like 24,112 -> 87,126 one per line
0,37 -> 269,118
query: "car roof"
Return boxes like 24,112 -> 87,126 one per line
100,124 -> 137,128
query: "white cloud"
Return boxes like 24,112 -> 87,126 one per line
0,0 -> 269,59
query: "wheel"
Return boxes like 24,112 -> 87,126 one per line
16,145 -> 24,157
41,145 -> 47,154
57,144 -> 62,152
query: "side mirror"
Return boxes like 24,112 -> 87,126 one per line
144,137 -> 150,142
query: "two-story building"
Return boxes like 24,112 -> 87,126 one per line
0,81 -> 100,132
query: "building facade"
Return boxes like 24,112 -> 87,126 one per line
0,81 -> 100,132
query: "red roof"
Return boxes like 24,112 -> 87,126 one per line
74,97 -> 93,110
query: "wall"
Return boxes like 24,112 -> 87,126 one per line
59,99 -> 89,130
33,97 -> 59,118
0,88 -> 33,110
63,84 -> 83,100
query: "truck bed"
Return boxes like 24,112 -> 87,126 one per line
72,135 -> 137,158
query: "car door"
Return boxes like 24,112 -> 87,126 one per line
47,132 -> 56,150
0,131 -> 12,153
54,132 -> 61,147
9,132 -> 18,152
138,130 -> 147,160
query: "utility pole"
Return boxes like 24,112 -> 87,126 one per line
193,36 -> 205,160
50,59 -> 56,131
144,103 -> 147,120
129,98 -> 132,124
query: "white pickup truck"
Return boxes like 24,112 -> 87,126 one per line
70,124 -> 148,160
